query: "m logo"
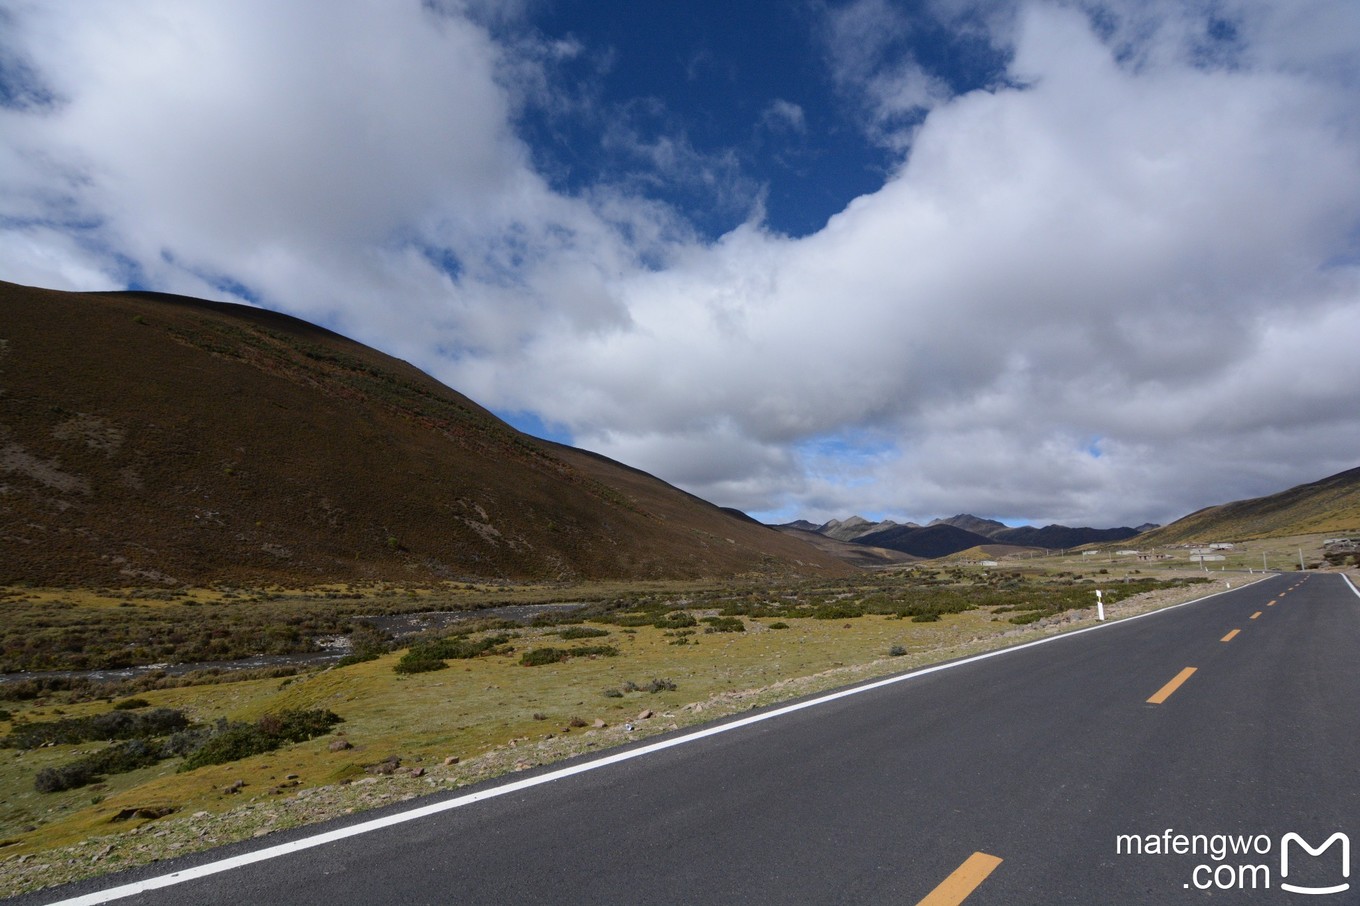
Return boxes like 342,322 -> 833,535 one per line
1280,832 -> 1350,896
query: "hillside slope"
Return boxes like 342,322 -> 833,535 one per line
0,281 -> 852,585
1138,466 -> 1360,544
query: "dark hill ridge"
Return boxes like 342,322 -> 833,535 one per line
786,513 -> 1146,560
0,281 -> 852,585
990,524 -> 1141,548
928,514 -> 1008,536
854,523 -> 996,559
1137,466 -> 1360,544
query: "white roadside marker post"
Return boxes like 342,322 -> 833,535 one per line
1096,589 -> 1105,621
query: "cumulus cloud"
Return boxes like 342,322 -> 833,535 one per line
2,0 -> 1357,527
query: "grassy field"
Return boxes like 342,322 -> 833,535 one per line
0,567 -> 1230,897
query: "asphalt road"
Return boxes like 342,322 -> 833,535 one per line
24,572 -> 1360,905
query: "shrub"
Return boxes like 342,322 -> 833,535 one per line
427,634 -> 511,659
393,649 -> 448,674
179,724 -> 275,770
888,645 -> 908,657
569,645 -> 618,658
522,645 -> 618,666
392,633 -> 512,673
812,602 -> 863,620
179,709 -> 342,771
1009,612 -> 1045,625
113,698 -> 151,711
34,739 -> 165,793
767,622 -> 790,630
3,707 -> 189,749
520,647 -> 570,667
701,617 -> 745,634
911,613 -> 940,623
646,678 -> 677,694
347,622 -> 392,660
558,626 -> 610,640
653,611 -> 697,630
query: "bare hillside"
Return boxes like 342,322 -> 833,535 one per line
0,281 -> 852,585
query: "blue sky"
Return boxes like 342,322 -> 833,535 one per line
2,0 -> 1359,527
510,1 -> 1003,241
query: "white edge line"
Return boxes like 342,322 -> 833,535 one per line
1340,573 -> 1360,599
41,576 -> 1273,905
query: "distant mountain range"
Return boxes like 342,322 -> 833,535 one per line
776,513 -> 1150,560
0,281 -> 853,585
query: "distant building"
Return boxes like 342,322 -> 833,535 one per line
1115,550 -> 1140,556
1081,550 -> 1101,556
1208,542 -> 1235,550
1190,553 -> 1226,563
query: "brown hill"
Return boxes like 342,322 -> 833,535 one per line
1139,466 -> 1360,545
0,281 -> 853,585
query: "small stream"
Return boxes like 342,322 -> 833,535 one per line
0,602 -> 586,686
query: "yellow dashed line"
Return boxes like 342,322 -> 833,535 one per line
915,852 -> 1004,906
1148,667 -> 1197,704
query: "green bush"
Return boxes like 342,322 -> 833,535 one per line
569,644 -> 618,658
35,738 -> 169,792
767,622 -> 790,630
393,633 -> 512,673
911,613 -> 940,623
179,709 -> 342,771
347,622 -> 392,660
112,698 -> 151,711
521,644 -> 618,666
3,707 -> 189,749
702,617 -> 745,633
1009,612 -> 1045,625
558,626 -> 610,640
393,649 -> 449,674
812,602 -> 863,620
653,611 -> 697,630
179,724 -> 276,769
888,645 -> 908,657
520,647 -> 570,667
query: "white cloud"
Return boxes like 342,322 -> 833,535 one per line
762,99 -> 807,134
2,0 -> 1357,528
